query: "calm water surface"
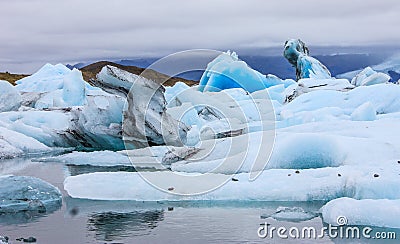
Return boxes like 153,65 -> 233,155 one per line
0,157 -> 398,243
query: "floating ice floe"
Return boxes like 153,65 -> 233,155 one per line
0,175 -> 62,213
64,163 -> 400,201
261,206 -> 318,222
321,197 -> 400,228
36,150 -> 131,166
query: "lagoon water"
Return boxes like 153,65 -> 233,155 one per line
0,157 -> 398,243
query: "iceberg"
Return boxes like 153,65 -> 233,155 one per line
321,197 -> 400,228
64,163 -> 400,201
0,63 -> 126,150
198,51 -> 293,93
35,69 -> 88,109
0,80 -> 21,112
15,63 -> 72,93
94,65 -> 136,97
351,67 -> 390,87
284,39 -> 331,80
339,53 -> 400,83
0,175 -> 62,213
0,126 -> 50,159
123,74 -> 189,148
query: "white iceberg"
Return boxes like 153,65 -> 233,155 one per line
0,80 -> 21,112
321,197 -> 400,228
351,67 -> 390,87
64,163 -> 400,201
15,63 -> 72,93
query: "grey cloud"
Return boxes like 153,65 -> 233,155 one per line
1,0 -> 400,73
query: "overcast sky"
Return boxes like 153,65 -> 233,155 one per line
1,0 -> 399,73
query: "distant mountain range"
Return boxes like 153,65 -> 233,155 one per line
68,53 -> 387,81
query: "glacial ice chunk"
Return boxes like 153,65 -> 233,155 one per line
15,63 -> 72,93
284,39 -> 331,80
199,51 -> 290,93
351,67 -> 390,87
0,80 -> 21,112
0,175 -> 62,213
123,75 -> 189,148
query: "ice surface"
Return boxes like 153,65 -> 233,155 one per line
285,78 -> 354,103
267,133 -> 343,169
281,83 -> 400,125
0,80 -> 21,112
321,197 -> 400,228
351,102 -> 376,121
0,175 -> 62,213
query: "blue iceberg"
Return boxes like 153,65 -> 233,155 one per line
199,51 -> 293,93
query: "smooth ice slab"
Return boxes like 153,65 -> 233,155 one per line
64,164 -> 400,201
321,197 -> 400,228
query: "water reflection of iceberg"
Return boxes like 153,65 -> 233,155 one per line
66,164 -> 136,176
87,210 -> 164,241
0,202 -> 61,225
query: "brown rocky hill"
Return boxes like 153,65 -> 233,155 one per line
80,61 -> 198,87
1,61 -> 198,87
0,72 -> 29,85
